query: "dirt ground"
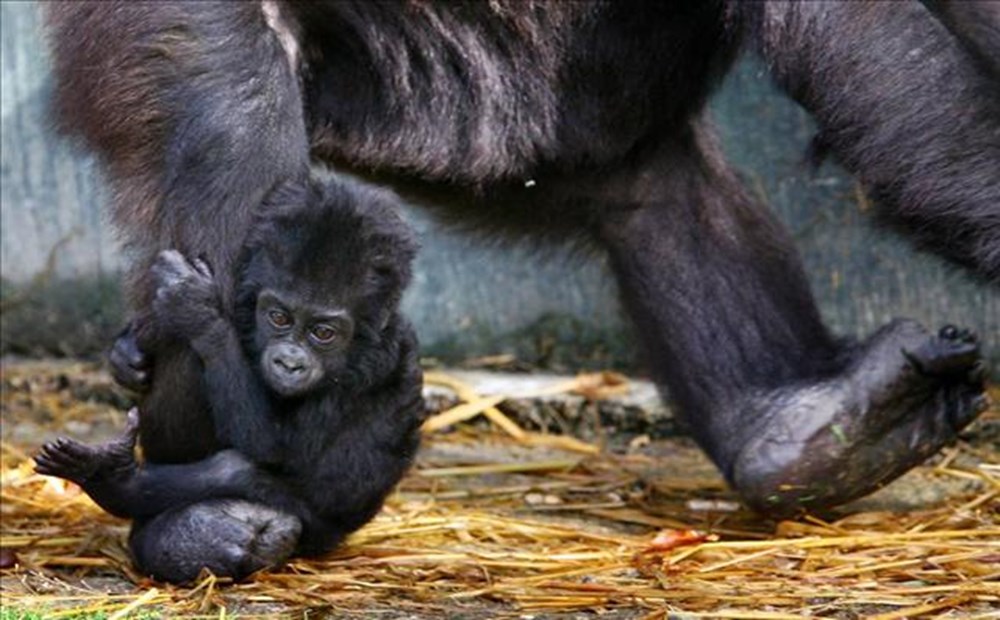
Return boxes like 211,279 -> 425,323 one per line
1,359 -> 997,618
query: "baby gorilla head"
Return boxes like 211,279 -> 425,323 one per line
236,177 -> 417,397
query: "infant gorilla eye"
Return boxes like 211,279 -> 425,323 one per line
310,323 -> 338,344
268,310 -> 292,328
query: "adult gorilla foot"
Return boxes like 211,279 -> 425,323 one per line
731,319 -> 989,516
130,499 -> 302,584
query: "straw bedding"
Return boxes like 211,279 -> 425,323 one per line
1,361 -> 997,618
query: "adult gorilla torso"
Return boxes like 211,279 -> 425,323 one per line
299,2 -> 733,186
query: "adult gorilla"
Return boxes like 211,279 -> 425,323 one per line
47,1 -> 996,516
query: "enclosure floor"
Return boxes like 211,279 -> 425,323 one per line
1,359 -> 998,619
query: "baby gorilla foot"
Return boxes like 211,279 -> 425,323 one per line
732,319 -> 988,515
35,408 -> 140,484
35,409 -> 141,516
130,499 -> 302,584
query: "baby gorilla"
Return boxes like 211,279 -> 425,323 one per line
35,178 -> 424,583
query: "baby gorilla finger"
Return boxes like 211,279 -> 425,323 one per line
192,256 -> 214,279
151,249 -> 196,288
109,328 -> 152,392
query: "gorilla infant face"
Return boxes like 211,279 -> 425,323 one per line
254,289 -> 354,396
236,178 -> 417,399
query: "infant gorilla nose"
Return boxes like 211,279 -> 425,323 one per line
264,343 -> 322,396
274,354 -> 304,373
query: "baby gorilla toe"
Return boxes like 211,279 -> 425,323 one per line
35,438 -> 102,484
34,410 -> 140,485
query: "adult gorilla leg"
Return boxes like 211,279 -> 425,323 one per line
597,124 -> 986,515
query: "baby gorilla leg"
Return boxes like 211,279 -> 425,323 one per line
130,499 -> 302,583
35,409 -> 140,518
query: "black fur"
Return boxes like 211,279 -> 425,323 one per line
743,1 -> 1000,283
36,178 -> 424,583
42,0 -> 995,538
923,0 -> 1000,77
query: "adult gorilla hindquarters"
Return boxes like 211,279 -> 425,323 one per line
46,2 -> 994,516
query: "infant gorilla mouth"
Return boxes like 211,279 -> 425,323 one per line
36,177 -> 425,583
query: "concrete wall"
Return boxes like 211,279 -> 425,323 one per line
2,1 -> 996,373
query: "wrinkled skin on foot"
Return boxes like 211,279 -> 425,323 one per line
130,499 -> 301,584
732,320 -> 989,516
35,408 -> 142,518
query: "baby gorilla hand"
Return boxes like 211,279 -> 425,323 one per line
108,322 -> 152,392
151,249 -> 221,342
35,409 -> 141,518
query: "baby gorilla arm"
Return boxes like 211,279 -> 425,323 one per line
151,249 -> 284,464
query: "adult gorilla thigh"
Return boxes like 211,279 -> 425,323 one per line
924,0 -> 1000,76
